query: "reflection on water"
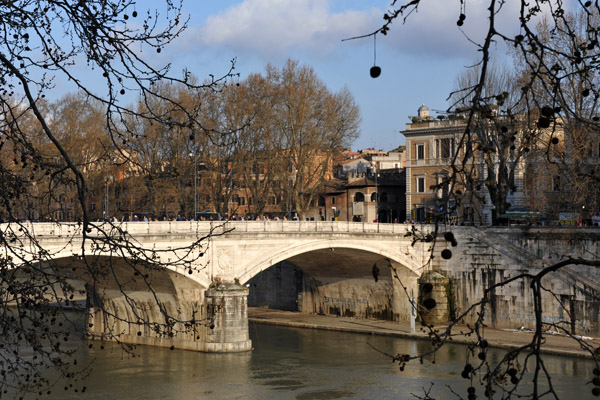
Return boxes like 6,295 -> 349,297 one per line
37,322 -> 593,400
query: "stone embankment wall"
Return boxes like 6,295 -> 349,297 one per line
247,261 -> 303,311
247,259 -> 418,322
439,227 -> 600,335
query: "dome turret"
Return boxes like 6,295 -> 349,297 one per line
418,103 -> 430,118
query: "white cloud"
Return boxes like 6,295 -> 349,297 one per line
185,0 -> 382,58
379,0 -> 522,59
179,0 -> 541,64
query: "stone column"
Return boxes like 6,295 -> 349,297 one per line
202,283 -> 252,352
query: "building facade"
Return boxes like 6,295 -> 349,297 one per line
401,104 -> 526,225
319,169 -> 406,223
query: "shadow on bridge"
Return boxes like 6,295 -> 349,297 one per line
246,247 -> 419,322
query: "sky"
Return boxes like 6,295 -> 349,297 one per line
63,0 -> 570,151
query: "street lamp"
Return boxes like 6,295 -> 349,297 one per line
375,165 -> 379,223
190,152 -> 197,220
372,163 -> 379,223
104,158 -> 111,220
288,177 -> 293,220
104,168 -> 109,220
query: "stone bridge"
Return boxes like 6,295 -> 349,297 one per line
4,222 -> 600,351
9,220 -> 431,286
3,221 -> 434,352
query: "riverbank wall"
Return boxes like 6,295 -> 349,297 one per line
439,227 -> 600,336
248,307 -> 597,359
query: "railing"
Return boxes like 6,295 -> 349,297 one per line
3,220 -> 431,238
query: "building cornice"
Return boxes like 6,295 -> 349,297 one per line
401,126 -> 466,137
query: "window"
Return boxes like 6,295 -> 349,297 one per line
416,144 -> 425,160
331,197 -> 336,205
354,192 -> 365,202
239,197 -> 246,206
417,176 -> 425,193
371,192 -> 378,202
440,138 -> 453,159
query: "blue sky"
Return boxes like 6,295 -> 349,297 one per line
61,0 -> 554,150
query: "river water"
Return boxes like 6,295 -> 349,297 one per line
44,323 -> 593,400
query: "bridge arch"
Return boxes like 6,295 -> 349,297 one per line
24,255 -> 209,350
237,240 -> 420,284
237,239 -> 421,321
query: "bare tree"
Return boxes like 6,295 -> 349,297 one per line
0,1 -> 236,397
234,73 -> 281,218
266,59 -> 360,218
197,60 -> 360,220
520,12 -> 600,221
451,62 -> 537,221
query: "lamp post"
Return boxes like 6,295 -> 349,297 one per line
228,160 -> 233,219
373,163 -> 379,223
104,165 -> 109,220
104,158 -> 110,220
190,151 -> 197,220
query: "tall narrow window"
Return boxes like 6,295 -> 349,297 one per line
417,177 -> 426,193
416,143 -> 425,160
440,138 -> 450,159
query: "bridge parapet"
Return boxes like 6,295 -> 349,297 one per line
3,220 -> 431,238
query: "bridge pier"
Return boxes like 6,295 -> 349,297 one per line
85,279 -> 252,353
203,283 -> 252,352
417,272 -> 451,326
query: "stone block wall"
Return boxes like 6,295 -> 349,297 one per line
438,227 -> 600,336
417,272 -> 450,325
247,261 -> 303,311
204,284 -> 252,352
86,280 -> 252,352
